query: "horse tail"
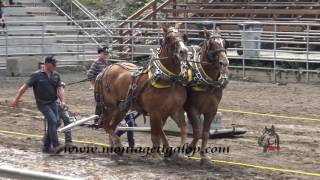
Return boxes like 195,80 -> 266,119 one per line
94,73 -> 102,103
94,65 -> 112,117
94,65 -> 112,99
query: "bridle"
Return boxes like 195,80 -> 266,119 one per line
161,28 -> 187,61
202,36 -> 226,64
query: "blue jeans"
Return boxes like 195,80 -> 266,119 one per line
116,112 -> 135,147
38,102 -> 60,148
57,104 -> 72,144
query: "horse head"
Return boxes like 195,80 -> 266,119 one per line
160,25 -> 188,69
202,29 -> 229,75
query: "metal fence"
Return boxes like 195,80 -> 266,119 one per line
1,19 -> 320,81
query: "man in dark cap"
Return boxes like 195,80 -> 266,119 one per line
87,46 -> 111,127
12,56 -> 65,153
87,46 -> 110,86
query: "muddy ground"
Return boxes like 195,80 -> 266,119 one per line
0,72 -> 319,180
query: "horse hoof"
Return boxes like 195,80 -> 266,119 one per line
185,145 -> 197,156
148,154 -> 166,165
112,145 -> 124,156
200,158 -> 214,169
152,153 -> 163,160
163,153 -> 185,165
172,153 -> 186,164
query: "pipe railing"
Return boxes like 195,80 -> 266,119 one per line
0,166 -> 84,180
1,19 -> 320,82
71,0 -> 113,45
47,0 -> 101,47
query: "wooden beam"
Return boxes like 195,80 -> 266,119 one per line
161,8 -> 320,15
165,16 -> 320,21
118,0 -> 161,27
175,3 -> 320,8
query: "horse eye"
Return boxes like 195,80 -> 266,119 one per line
171,43 -> 176,50
209,52 -> 216,58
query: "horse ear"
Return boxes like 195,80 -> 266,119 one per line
271,125 -> 275,131
182,33 -> 188,42
161,25 -> 169,34
175,23 -> 182,29
204,28 -> 211,40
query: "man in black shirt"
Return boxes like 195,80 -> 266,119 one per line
12,56 -> 65,153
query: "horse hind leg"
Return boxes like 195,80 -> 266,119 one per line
101,109 -> 115,147
104,109 -> 126,156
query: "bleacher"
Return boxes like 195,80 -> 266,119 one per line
114,0 -> 320,54
188,1 -> 320,50
163,0 -> 320,22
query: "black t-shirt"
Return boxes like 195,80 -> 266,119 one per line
26,70 -> 62,107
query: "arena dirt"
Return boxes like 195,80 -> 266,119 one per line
0,72 -> 319,179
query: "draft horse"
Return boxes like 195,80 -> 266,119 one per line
185,29 -> 229,166
96,25 -> 189,160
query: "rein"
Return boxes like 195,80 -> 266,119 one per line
66,78 -> 92,86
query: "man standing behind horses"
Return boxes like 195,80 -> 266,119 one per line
87,46 -> 111,126
12,56 -> 65,153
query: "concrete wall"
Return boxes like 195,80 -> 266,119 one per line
229,68 -> 320,83
6,57 -> 42,76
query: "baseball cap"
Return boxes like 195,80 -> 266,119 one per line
45,56 -> 57,66
97,46 -> 109,54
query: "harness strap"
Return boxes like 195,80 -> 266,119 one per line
189,46 -> 228,90
118,65 -> 146,112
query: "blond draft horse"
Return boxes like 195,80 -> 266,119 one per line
97,25 -> 188,160
185,29 -> 229,166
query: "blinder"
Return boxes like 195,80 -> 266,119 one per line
203,35 -> 227,63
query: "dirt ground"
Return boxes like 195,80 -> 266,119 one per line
0,72 -> 319,180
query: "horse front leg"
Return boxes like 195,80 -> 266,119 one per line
175,109 -> 188,148
160,117 -> 170,148
186,108 -> 201,156
149,113 -> 163,161
170,109 -> 188,162
200,112 -> 216,168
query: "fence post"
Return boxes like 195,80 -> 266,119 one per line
152,0 -> 157,20
172,0 -> 177,17
157,21 -> 160,46
273,24 -> 277,83
184,0 -> 188,18
241,24 -> 245,79
5,24 -> 9,62
119,26 -> 123,55
41,23 -> 45,59
70,0 -> 73,18
77,29 -> 80,62
184,21 -> 187,34
130,22 -> 134,62
306,24 -> 310,82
